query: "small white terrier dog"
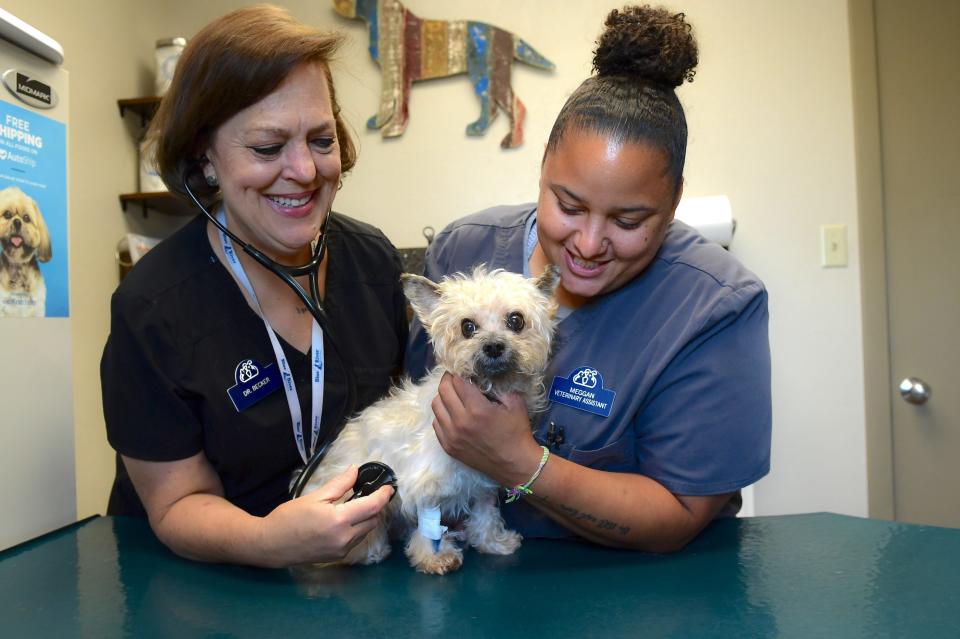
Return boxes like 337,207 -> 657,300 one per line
302,265 -> 559,574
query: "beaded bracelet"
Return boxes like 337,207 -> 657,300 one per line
504,445 -> 550,503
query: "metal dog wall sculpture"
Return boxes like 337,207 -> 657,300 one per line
333,0 -> 555,148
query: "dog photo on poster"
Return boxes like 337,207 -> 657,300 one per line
0,100 -> 68,318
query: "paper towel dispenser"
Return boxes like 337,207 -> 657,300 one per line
674,195 -> 735,248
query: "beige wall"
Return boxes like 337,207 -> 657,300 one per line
2,0 -> 171,518
4,1 -> 871,519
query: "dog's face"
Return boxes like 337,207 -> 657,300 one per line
0,187 -> 51,265
404,266 -> 560,391
332,0 -> 358,19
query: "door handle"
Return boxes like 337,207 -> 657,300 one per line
898,377 -> 932,405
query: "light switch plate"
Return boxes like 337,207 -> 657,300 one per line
821,224 -> 848,267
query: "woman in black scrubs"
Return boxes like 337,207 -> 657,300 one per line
101,5 -> 403,568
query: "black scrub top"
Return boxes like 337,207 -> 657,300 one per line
101,213 -> 408,517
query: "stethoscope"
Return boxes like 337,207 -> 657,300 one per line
182,169 -> 355,499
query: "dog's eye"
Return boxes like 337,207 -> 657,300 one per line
22,214 -> 30,223
506,312 -> 525,333
461,319 -> 477,338
2,211 -> 10,219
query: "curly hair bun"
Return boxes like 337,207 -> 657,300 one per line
593,5 -> 698,88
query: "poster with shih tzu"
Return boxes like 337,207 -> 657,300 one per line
0,100 -> 68,318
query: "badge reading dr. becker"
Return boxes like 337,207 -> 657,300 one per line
227,358 -> 282,412
548,366 -> 616,417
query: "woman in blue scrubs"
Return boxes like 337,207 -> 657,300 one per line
407,5 -> 771,551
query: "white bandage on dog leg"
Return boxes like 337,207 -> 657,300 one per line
418,506 -> 447,552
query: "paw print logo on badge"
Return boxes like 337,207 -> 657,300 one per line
571,368 -> 599,389
549,366 -> 617,418
238,359 -> 259,383
227,357 -> 281,412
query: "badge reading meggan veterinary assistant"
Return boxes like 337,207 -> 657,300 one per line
548,366 -> 616,418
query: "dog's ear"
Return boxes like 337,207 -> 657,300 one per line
534,264 -> 561,297
30,197 -> 52,262
401,273 -> 441,325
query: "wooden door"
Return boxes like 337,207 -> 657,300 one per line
875,0 -> 960,526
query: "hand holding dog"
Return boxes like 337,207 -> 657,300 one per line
432,372 -> 544,489
300,267 -> 558,573
259,466 -> 393,568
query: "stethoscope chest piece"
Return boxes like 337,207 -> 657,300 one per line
347,461 -> 398,501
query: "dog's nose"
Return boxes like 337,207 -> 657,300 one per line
483,341 -> 505,359
12,218 -> 21,231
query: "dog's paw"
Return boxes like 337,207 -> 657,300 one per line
465,510 -> 522,555
474,528 -> 522,556
342,523 -> 391,565
344,540 -> 391,566
364,538 -> 392,564
383,124 -> 406,138
414,549 -> 463,575
405,532 -> 464,575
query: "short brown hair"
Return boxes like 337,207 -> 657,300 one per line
150,4 -> 357,201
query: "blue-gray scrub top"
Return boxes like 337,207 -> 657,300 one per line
406,204 -> 771,539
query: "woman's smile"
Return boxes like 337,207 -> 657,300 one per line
563,248 -> 610,277
264,190 -> 317,218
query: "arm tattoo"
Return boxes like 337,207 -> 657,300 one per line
557,504 -> 630,536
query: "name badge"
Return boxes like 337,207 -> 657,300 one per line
227,358 -> 281,412
548,366 -> 616,418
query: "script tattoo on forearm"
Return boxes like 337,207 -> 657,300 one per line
534,494 -> 632,537
556,503 -> 631,536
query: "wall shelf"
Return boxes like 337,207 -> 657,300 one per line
119,191 -> 192,217
117,97 -> 161,127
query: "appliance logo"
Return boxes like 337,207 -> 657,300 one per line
2,70 -> 58,109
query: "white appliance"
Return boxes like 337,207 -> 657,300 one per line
675,195 -> 736,248
0,10 -> 74,549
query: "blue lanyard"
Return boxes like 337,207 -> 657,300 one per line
216,210 -> 324,465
